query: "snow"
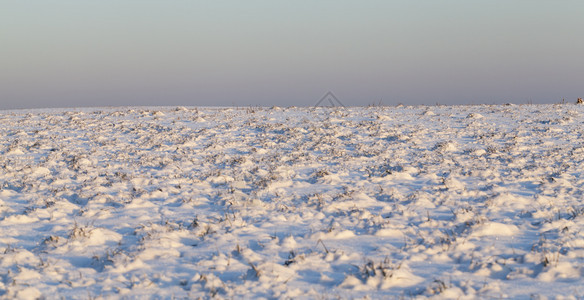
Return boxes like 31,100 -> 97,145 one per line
1,104 -> 584,298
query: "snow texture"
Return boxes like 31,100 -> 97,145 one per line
1,104 -> 584,298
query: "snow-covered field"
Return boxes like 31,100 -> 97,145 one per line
1,104 -> 584,299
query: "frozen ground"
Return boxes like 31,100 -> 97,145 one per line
1,104 -> 584,299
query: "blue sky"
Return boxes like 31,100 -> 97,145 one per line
1,1 -> 583,109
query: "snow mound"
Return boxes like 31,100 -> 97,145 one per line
471,222 -> 519,237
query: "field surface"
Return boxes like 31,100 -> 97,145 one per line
1,105 -> 584,299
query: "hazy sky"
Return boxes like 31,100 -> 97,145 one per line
2,1 -> 583,109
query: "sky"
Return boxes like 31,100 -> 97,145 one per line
1,1 -> 583,109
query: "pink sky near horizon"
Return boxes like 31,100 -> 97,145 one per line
1,1 -> 583,109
